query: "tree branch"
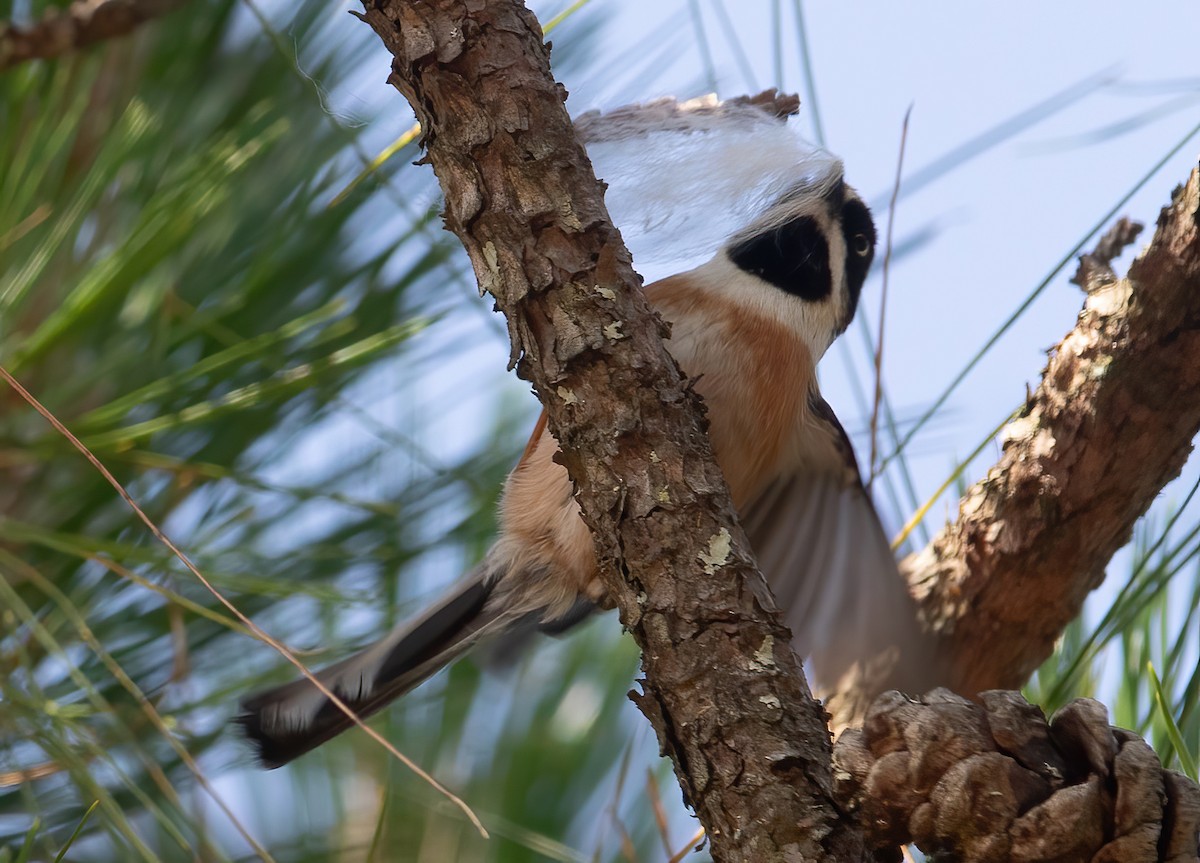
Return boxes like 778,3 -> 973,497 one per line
0,0 -> 184,72
355,1 -> 864,860
905,168 -> 1200,695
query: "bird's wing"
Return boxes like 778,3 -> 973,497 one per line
739,395 -> 934,723
239,408 -> 600,768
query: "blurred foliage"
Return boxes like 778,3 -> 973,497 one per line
1026,492 -> 1200,781
0,1 -> 673,860
1,0 -> 1197,862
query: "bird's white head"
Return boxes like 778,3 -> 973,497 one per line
578,96 -> 876,359
724,173 -> 877,358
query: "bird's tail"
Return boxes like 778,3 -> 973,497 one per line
237,563 -> 506,768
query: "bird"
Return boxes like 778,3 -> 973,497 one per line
238,99 -> 932,768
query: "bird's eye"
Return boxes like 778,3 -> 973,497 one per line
852,233 -> 871,256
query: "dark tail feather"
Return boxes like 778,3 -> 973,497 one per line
237,568 -> 496,768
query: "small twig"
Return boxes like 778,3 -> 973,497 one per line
666,827 -> 705,863
645,768 -> 673,859
869,105 -> 911,488
1070,215 -> 1145,290
0,761 -> 64,788
603,740 -> 637,862
167,601 -> 189,684
617,826 -> 639,863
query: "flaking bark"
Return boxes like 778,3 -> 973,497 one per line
904,168 -> 1200,696
354,1 -> 865,860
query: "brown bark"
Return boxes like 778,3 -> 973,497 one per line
834,689 -> 1200,862
904,168 -> 1200,696
0,0 -> 184,71
355,1 -> 864,860
1070,217 -> 1145,290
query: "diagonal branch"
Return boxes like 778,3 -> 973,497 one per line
0,0 -> 184,72
905,168 -> 1200,695
354,1 -> 865,860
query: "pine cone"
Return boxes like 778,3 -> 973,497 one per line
833,689 -> 1200,862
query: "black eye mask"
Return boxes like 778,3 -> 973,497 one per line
726,215 -> 832,302
839,197 -> 876,324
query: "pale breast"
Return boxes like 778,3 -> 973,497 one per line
645,272 -> 817,507
493,263 -> 827,615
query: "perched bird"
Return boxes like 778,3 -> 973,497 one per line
239,97 -> 931,768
